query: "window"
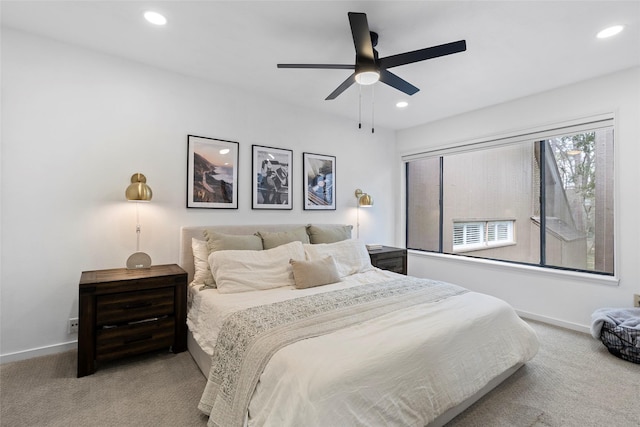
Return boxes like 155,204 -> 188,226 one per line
405,117 -> 614,275
453,222 -> 483,248
453,220 -> 515,252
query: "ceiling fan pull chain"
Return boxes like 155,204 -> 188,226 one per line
371,85 -> 375,134
358,84 -> 362,129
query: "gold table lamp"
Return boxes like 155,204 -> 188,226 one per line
125,173 -> 152,269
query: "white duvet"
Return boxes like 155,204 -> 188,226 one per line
188,269 -> 539,427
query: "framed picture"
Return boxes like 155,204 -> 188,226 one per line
252,145 -> 293,210
303,152 -> 336,210
187,135 -> 238,209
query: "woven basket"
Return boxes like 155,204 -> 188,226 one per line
600,322 -> 640,364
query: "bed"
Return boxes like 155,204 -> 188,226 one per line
180,224 -> 539,427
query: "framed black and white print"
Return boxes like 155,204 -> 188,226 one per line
252,145 -> 293,210
303,152 -> 336,210
187,135 -> 238,209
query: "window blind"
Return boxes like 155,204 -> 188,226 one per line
401,114 -> 614,162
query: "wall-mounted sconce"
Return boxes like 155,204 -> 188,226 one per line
354,188 -> 373,239
355,188 -> 373,207
125,173 -> 152,269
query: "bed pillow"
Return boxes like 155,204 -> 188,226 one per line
306,224 -> 353,244
210,241 -> 305,294
256,227 -> 310,249
304,239 -> 373,278
191,238 -> 214,287
289,256 -> 340,289
203,229 -> 263,254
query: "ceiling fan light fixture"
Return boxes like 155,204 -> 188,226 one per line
355,71 -> 380,85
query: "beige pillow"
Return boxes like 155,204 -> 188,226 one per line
306,224 -> 353,244
257,227 -> 310,249
203,229 -> 263,254
289,256 -> 341,289
191,238 -> 214,287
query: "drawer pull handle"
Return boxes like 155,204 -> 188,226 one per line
124,334 -> 152,344
123,301 -> 153,310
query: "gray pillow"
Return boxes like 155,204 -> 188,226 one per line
306,224 -> 353,244
203,229 -> 263,254
256,227 -> 310,250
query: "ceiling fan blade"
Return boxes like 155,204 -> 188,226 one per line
277,64 -> 355,70
348,12 -> 374,61
379,40 -> 467,69
379,69 -> 419,96
325,73 -> 356,100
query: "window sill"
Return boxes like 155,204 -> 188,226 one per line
408,249 -> 619,287
453,241 -> 516,253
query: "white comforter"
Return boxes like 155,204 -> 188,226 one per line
188,270 -> 539,426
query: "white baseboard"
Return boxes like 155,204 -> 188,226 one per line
0,340 -> 77,364
516,309 -> 590,334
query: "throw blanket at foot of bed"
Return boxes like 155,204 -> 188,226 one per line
198,277 -> 468,427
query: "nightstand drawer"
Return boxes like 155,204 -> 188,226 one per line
368,246 -> 407,275
96,287 -> 174,326
96,316 -> 175,361
374,257 -> 405,273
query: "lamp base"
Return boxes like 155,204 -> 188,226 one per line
126,252 -> 152,269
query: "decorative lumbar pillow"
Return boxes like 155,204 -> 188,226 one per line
256,227 -> 310,250
192,238 -> 214,287
306,224 -> 353,244
203,229 -> 263,254
210,241 -> 305,294
289,256 -> 340,289
304,239 -> 372,278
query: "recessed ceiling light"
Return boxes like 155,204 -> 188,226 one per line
396,101 -> 409,108
144,11 -> 167,26
597,25 -> 624,39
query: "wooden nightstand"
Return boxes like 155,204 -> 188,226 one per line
368,246 -> 407,275
77,264 -> 187,377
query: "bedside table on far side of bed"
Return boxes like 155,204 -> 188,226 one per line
368,246 -> 407,275
77,264 -> 188,377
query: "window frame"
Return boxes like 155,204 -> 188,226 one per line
402,113 -> 616,278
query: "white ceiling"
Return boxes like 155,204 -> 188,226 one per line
2,1 -> 639,130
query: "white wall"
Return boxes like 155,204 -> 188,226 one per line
0,29 -> 398,361
397,67 -> 640,332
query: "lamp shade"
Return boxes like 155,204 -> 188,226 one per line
355,62 -> 380,86
355,71 -> 380,85
125,173 -> 152,201
358,193 -> 373,207
354,188 -> 373,207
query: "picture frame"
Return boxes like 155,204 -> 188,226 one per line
187,135 -> 239,209
303,152 -> 336,210
252,145 -> 293,210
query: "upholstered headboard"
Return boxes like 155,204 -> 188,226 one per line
179,224 -> 351,284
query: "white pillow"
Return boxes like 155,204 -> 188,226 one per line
304,239 -> 373,278
210,241 -> 305,294
192,238 -> 215,287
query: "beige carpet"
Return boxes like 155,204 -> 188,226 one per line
1,320 -> 638,427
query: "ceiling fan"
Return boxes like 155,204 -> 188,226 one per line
277,12 -> 467,100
